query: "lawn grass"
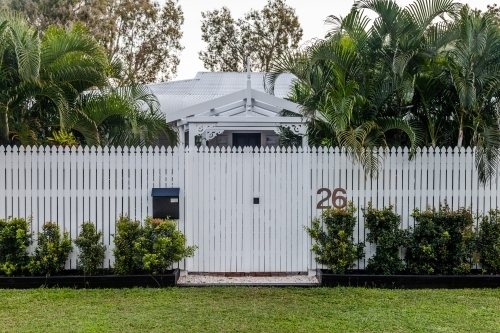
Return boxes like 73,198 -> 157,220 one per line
1,287 -> 500,332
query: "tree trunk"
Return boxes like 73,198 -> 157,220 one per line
457,126 -> 463,149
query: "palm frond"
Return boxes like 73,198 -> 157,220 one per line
325,9 -> 371,46
404,0 -> 459,32
8,23 -> 40,81
376,116 -> 424,154
474,124 -> 500,184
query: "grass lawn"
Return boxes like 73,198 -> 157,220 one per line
1,287 -> 500,332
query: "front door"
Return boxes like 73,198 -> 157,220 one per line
233,133 -> 261,148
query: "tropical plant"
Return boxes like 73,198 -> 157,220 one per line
0,13 -> 107,145
0,10 -> 178,147
7,0 -> 185,84
75,85 -> 178,147
443,6 -> 500,184
0,217 -> 32,276
0,10 -> 39,144
74,222 -> 107,275
28,222 -> 73,276
47,129 -> 79,147
305,203 -> 365,273
267,0 -> 500,183
267,0 -> 456,174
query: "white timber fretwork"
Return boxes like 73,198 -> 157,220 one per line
167,59 -> 308,148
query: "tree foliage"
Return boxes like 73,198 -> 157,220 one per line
199,0 -> 303,72
106,0 -> 184,83
0,10 -> 177,146
6,0 -> 108,33
267,0 -> 500,184
5,0 -> 184,83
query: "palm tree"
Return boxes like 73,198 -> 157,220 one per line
75,85 -> 178,146
444,6 -> 500,183
0,9 -> 177,147
0,10 -> 37,144
267,0 -> 459,175
269,0 -> 500,184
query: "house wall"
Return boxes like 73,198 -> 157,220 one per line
0,146 -> 491,273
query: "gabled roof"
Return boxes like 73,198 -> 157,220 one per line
149,70 -> 307,140
170,88 -> 303,124
147,72 -> 296,116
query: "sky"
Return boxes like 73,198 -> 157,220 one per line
175,0 -> 493,81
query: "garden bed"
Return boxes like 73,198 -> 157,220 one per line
318,269 -> 500,288
0,268 -> 180,289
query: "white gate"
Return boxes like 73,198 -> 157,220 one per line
185,147 -> 311,272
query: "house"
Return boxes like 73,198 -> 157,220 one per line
147,66 -> 308,148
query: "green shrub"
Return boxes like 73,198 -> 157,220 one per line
135,217 -> 197,274
305,203 -> 365,274
112,215 -> 142,275
477,209 -> 500,274
28,222 -> 73,276
0,217 -> 32,276
406,204 -> 474,275
363,203 -> 409,275
74,222 -> 107,275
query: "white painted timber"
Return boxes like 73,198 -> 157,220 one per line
165,90 -> 246,122
1,146 -> 498,272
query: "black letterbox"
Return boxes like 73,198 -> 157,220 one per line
151,188 -> 180,219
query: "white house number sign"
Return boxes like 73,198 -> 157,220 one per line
316,188 -> 347,209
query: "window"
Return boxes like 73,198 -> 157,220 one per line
216,135 -> 228,148
233,133 -> 261,148
266,135 -> 277,148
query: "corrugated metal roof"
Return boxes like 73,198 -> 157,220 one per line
147,72 -> 296,115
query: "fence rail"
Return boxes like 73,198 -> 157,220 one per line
0,145 -> 496,272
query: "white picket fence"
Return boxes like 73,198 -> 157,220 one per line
0,145 -> 497,272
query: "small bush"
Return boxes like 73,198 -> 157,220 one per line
477,209 -> 500,274
406,204 -> 474,275
28,222 -> 73,276
74,222 -> 107,275
363,203 -> 409,275
136,217 -> 197,274
0,217 -> 32,276
305,203 -> 364,274
112,215 -> 141,275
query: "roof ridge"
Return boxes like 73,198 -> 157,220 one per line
147,78 -> 199,86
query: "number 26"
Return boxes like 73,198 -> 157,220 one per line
316,188 -> 347,209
